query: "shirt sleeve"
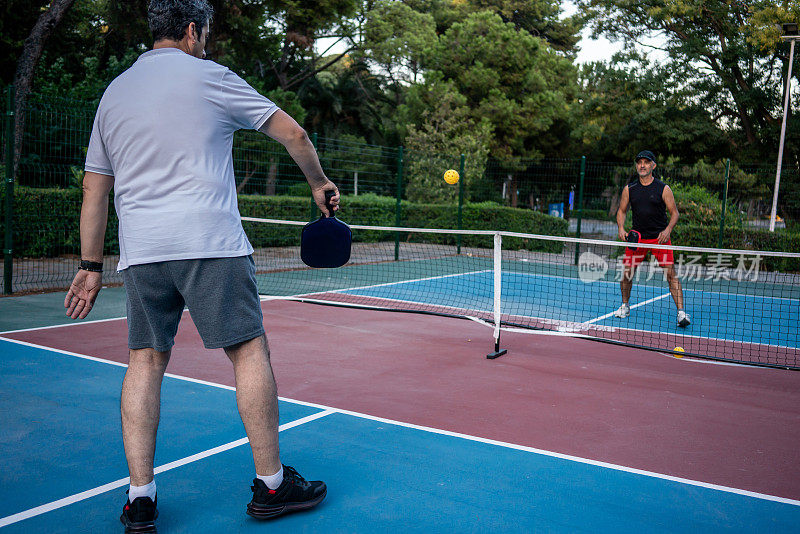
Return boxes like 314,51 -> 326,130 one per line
84,111 -> 114,176
221,70 -> 280,131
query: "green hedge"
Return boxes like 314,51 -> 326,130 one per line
241,193 -> 568,253
671,224 -> 800,271
0,186 -> 119,257
4,188 -> 568,257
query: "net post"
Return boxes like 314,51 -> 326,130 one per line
487,232 -> 507,359
717,158 -> 730,249
394,146 -> 404,261
573,155 -> 586,265
457,153 -> 465,254
3,85 -> 14,294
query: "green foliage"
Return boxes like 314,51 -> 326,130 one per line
403,200 -> 569,252
318,134 -> 389,195
0,186 -> 118,257
403,80 -> 492,203
429,11 -> 577,162
671,224 -> 800,272
284,182 -> 310,196
666,181 -> 740,228
362,1 -> 437,84
7,187 -> 567,257
574,54 -> 731,162
576,0 -> 799,163
262,88 -> 307,125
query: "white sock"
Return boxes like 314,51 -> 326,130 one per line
129,479 -> 156,501
257,465 -> 284,490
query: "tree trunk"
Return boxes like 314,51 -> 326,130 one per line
12,0 -> 77,180
266,157 -> 277,196
509,174 -> 518,208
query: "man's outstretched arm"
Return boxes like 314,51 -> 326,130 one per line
259,110 -> 339,215
616,185 -> 630,241
65,171 -> 114,319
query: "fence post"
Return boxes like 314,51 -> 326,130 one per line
457,153 -> 465,254
573,156 -> 586,266
394,146 -> 404,261
4,86 -> 14,294
717,158 -> 730,249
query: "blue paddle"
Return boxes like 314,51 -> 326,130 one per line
301,190 -> 351,268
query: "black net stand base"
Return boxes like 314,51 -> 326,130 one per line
486,339 -> 507,360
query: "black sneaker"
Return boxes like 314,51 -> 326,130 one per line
247,465 -> 327,519
120,494 -> 158,533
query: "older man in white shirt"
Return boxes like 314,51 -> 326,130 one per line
64,1 -> 335,531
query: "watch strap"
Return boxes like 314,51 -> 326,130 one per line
79,260 -> 103,272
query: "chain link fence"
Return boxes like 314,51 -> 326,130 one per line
2,87 -> 798,294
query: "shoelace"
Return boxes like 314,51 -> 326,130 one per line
252,465 -> 308,497
283,465 -> 309,486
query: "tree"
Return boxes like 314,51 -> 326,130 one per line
574,52 -> 731,162
362,0 -> 437,89
261,0 -> 360,90
576,0 -> 800,163
428,12 -> 577,162
0,1 -> 54,84
403,80 -> 492,203
11,0 -> 77,178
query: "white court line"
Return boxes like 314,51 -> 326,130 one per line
505,269 -> 800,302
585,293 -> 671,324
0,410 -> 335,528
1,336 -> 798,513
329,269 -> 492,294
265,292 -> 799,351
655,352 -> 770,369
0,315 -> 128,335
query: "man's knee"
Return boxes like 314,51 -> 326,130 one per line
224,334 -> 269,360
129,348 -> 171,368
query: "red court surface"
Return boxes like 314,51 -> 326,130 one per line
7,299 -> 800,501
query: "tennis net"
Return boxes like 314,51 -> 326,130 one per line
242,217 -> 800,370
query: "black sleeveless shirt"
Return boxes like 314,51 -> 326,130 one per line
627,178 -> 668,239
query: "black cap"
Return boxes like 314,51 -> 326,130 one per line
635,150 -> 656,163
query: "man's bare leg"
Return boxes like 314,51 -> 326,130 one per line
224,334 -> 281,476
664,264 -> 684,310
121,348 -> 171,486
620,264 -> 637,304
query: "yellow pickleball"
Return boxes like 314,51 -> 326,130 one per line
673,347 -> 685,358
443,169 -> 460,185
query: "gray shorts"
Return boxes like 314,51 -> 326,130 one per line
122,256 -> 264,352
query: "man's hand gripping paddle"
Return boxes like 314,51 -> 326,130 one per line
626,229 -> 641,252
301,190 -> 352,268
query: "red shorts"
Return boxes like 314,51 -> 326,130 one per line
623,237 -> 674,268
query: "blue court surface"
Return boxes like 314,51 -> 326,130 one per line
340,270 -> 800,350
2,337 -> 799,532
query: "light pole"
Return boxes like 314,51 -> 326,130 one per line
770,22 -> 799,232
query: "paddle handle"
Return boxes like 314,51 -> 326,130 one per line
324,190 -> 335,217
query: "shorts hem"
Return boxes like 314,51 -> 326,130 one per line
128,341 -> 175,353
203,327 -> 265,350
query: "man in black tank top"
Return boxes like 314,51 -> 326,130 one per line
614,150 -> 691,327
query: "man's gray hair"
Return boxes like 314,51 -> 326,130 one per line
148,0 -> 214,42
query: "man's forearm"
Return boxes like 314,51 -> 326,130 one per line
80,189 -> 110,262
79,172 -> 114,262
283,135 -> 328,189
617,211 -> 626,231
666,212 -> 679,232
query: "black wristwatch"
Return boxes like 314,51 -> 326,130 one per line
79,260 -> 103,272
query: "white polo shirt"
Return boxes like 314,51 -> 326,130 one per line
85,47 -> 279,270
